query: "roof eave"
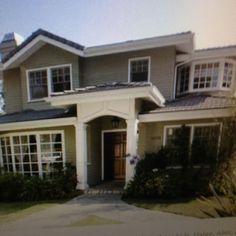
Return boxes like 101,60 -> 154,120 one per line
46,85 -> 165,107
84,32 -> 194,57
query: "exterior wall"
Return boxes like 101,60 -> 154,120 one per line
81,46 -> 176,100
138,118 -> 222,158
3,68 -> 23,113
20,44 -> 80,110
0,125 -> 76,165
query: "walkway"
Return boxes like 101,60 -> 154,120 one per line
0,193 -> 235,236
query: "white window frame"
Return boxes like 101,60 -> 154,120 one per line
189,58 -> 236,93
0,130 -> 66,176
128,56 -> 151,83
163,122 -> 222,147
26,64 -> 72,102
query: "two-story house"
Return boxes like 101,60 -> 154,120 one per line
0,29 -> 235,190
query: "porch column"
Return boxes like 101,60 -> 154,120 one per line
126,118 -> 139,185
75,122 -> 88,190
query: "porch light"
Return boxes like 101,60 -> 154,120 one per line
111,117 -> 120,128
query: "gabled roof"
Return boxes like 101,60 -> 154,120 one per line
2,28 -> 194,69
2,29 -> 85,66
142,94 -> 236,114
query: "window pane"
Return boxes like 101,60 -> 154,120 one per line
177,65 -> 190,95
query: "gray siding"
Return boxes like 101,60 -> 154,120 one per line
81,46 -> 176,100
3,68 -> 23,113
20,44 -> 80,110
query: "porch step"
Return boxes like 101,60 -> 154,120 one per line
84,181 -> 125,196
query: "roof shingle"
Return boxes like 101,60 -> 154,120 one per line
143,95 -> 236,114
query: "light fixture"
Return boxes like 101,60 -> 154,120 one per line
111,117 -> 120,129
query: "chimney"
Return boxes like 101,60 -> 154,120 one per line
0,32 -> 24,61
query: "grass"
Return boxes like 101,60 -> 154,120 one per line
0,201 -> 64,224
124,197 -> 220,218
70,215 -> 123,227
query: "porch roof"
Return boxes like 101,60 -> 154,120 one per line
0,107 -> 76,124
46,82 -> 165,107
142,94 -> 236,114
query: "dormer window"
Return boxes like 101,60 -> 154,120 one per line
128,57 -> 150,82
176,59 -> 235,96
27,64 -> 72,101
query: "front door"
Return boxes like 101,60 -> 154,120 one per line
104,132 -> 126,181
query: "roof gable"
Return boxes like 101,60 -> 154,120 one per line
3,29 -> 85,69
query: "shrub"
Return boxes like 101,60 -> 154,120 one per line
0,163 -> 78,202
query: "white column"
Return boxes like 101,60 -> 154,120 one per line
126,118 -> 139,185
75,122 -> 89,190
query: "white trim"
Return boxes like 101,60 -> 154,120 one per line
3,36 -> 84,69
26,64 -> 72,102
139,108 -> 234,123
175,58 -> 236,97
84,32 -> 193,57
0,117 -> 76,131
163,122 -> 221,146
46,85 -> 165,107
128,56 -> 151,83
101,129 -> 126,181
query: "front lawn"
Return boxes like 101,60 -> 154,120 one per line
124,197 -> 220,218
0,201 -> 64,224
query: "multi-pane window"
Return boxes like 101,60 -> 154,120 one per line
164,124 -> 220,165
193,62 -> 219,90
0,132 -> 64,176
51,67 -> 71,92
0,137 -> 13,172
222,62 -> 233,88
29,70 -> 48,100
40,133 -> 63,175
191,126 -> 220,164
27,65 -> 71,101
177,65 -> 190,95
129,58 -> 150,82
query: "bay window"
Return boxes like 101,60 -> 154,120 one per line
0,131 -> 65,176
27,64 -> 72,101
176,59 -> 235,96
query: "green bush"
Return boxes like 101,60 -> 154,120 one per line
0,163 -> 77,202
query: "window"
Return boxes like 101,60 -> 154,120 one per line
164,124 -> 221,165
175,59 -> 235,96
129,57 -> 150,82
0,131 -> 65,176
29,70 -> 48,99
51,66 -> 71,92
176,65 -> 190,95
191,126 -> 220,164
193,62 -> 219,90
222,62 -> 233,88
27,64 -> 72,101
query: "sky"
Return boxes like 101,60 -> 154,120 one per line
0,0 -> 236,49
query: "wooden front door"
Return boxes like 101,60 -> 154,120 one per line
104,132 -> 126,181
